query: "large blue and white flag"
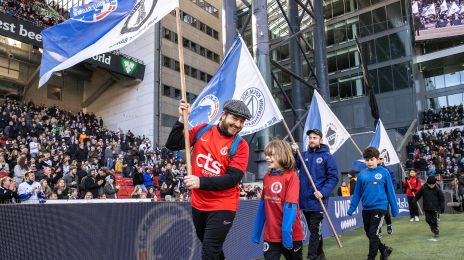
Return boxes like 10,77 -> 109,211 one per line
188,36 -> 283,136
353,119 -> 400,169
422,3 -> 436,17
303,90 -> 350,153
39,0 -> 178,87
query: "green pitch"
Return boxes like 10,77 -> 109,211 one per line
319,214 -> 464,260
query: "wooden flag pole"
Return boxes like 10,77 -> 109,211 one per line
282,119 -> 343,248
175,7 -> 192,176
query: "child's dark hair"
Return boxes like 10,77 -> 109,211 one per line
363,147 -> 380,160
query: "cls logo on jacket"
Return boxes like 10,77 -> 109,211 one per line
196,153 -> 222,176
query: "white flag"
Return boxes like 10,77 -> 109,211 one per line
441,0 -> 448,12
422,3 -> 436,16
303,90 -> 350,153
448,1 -> 460,16
188,36 -> 283,136
412,1 -> 419,14
369,119 -> 400,166
40,0 -> 179,87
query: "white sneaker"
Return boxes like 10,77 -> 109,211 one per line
410,218 -> 414,222
414,216 -> 420,222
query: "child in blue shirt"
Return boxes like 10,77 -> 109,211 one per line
348,147 -> 399,260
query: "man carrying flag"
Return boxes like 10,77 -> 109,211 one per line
166,99 -> 251,260
291,129 -> 339,260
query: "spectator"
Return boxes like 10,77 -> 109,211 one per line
83,168 -> 104,198
0,155 -> 10,176
54,178 -> 68,199
14,155 -> 28,187
84,192 -> 93,200
0,177 -> 20,204
18,171 -> 46,204
143,168 -> 154,190
132,167 -> 146,191
103,175 -> 117,198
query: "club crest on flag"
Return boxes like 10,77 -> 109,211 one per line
191,94 -> 220,126
121,0 -> 157,34
380,149 -> 390,164
71,0 -> 118,23
325,123 -> 338,148
240,87 -> 265,127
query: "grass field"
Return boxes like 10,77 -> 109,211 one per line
315,214 -> 464,260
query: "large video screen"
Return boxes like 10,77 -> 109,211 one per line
412,0 -> 464,41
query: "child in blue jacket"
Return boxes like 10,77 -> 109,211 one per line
348,147 -> 399,260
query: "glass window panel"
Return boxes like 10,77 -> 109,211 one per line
392,62 -> 410,89
434,75 -> 445,89
326,27 -> 335,46
438,96 -> 448,108
337,51 -> 350,71
444,72 -> 460,87
334,22 -> 347,44
353,76 -> 364,96
386,2 -> 403,29
359,12 -> 372,37
339,77 -> 352,99
378,66 -> 394,93
447,93 -> 464,106
372,7 -> 387,33
330,79 -> 339,101
324,3 -> 333,19
163,85 -> 171,96
375,36 -> 390,63
345,0 -> 358,13
346,18 -> 358,40
358,0 -> 371,8
332,0 -> 345,18
389,33 -> 406,59
362,41 -> 376,65
328,55 -> 337,73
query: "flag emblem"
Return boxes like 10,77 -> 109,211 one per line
240,87 -> 265,127
121,0 -> 157,34
72,0 -> 118,23
325,123 -> 338,147
193,94 -> 220,125
380,149 -> 390,164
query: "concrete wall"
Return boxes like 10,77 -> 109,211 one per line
85,27 -> 156,141
25,74 -> 84,113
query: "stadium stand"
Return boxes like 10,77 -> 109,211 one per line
421,104 -> 464,129
0,0 -> 64,28
406,126 -> 464,183
0,98 -> 190,202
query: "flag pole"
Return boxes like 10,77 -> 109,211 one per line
399,163 -> 423,215
283,109 -> 309,141
281,119 -> 343,248
175,6 -> 193,176
350,137 -> 363,155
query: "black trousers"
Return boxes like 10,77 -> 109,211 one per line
191,208 -> 236,260
263,241 -> 303,260
424,210 -> 439,234
303,211 -> 325,260
362,210 -> 387,260
408,196 -> 419,218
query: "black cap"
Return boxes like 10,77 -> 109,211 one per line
427,176 -> 437,184
306,129 -> 323,138
223,100 -> 252,120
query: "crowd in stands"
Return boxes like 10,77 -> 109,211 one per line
407,127 -> 464,180
0,0 -> 64,28
0,98 -> 191,203
421,104 -> 464,128
413,0 -> 464,34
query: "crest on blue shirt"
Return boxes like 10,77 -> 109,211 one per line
375,173 -> 382,180
316,157 -> 323,164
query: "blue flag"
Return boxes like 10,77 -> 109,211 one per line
353,119 -> 400,170
303,90 -> 350,153
188,36 -> 283,136
39,0 -> 178,87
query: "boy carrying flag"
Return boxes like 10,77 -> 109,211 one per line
348,147 -> 399,260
